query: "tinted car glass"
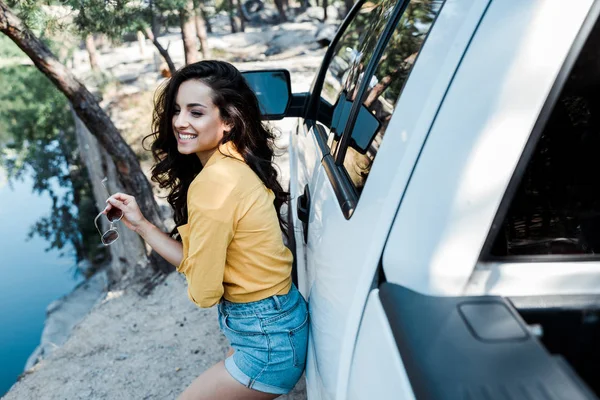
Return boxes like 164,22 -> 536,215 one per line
491,20 -> 600,257
318,0 -> 399,152
342,0 -> 444,196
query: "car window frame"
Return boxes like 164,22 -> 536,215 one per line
334,0 -> 445,200
479,1 -> 600,263
307,0 -> 434,219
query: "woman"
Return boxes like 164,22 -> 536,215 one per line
103,60 -> 309,399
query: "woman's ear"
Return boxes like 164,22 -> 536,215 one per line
223,121 -> 234,133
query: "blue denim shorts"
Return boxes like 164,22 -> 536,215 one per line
217,283 -> 309,395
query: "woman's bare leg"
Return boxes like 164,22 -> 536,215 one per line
177,361 -> 279,400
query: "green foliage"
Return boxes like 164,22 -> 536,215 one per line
71,0 -> 143,39
154,0 -> 189,30
0,63 -> 103,265
7,0 -> 76,37
3,2 -> 78,65
0,34 -> 24,58
68,0 -> 189,40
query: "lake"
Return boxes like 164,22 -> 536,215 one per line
0,171 -> 83,396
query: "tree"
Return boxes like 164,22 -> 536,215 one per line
227,0 -> 239,33
0,60 -> 99,266
136,30 -> 146,56
199,2 -> 212,34
179,0 -> 198,64
274,0 -> 287,23
194,1 -> 210,59
142,25 -> 176,74
363,1 -> 438,106
72,0 -> 177,75
0,1 -> 169,274
146,0 -> 176,74
235,0 -> 245,32
84,33 -> 100,71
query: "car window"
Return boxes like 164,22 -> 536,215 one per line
490,20 -> 600,257
317,0 -> 399,153
341,0 -> 443,196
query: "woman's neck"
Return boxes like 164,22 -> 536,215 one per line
196,148 -> 218,166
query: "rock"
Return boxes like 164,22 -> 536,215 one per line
294,6 -> 341,22
76,260 -> 93,277
115,354 -> 128,361
25,271 -> 108,371
315,24 -> 338,47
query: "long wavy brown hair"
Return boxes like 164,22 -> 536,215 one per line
143,61 -> 288,240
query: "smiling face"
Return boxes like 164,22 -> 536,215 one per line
172,79 -> 231,164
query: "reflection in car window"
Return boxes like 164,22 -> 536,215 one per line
491,20 -> 600,257
342,0 -> 444,196
319,0 -> 398,152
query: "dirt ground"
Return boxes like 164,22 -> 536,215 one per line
4,273 -> 306,400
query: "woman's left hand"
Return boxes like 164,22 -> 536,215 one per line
104,193 -> 148,233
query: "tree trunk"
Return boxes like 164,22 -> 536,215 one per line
84,34 -> 100,71
274,0 -> 287,23
322,0 -> 328,22
137,30 -> 146,57
235,0 -> 245,32
194,8 -> 210,58
0,1 -> 169,276
202,7 -> 212,34
147,1 -> 176,75
227,0 -> 238,33
143,26 -> 176,75
71,108 -> 152,284
364,69 -> 398,108
179,0 -> 199,65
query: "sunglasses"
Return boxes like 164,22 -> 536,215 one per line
94,177 -> 124,246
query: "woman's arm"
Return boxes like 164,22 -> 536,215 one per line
105,193 -> 183,267
136,220 -> 183,267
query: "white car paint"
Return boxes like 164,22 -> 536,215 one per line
347,290 -> 416,400
467,261 -> 600,296
382,0 -> 594,296
291,0 -> 492,398
284,0 -> 599,399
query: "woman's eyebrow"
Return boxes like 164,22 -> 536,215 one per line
186,103 -> 207,108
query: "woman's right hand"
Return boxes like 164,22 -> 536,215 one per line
104,193 -> 148,233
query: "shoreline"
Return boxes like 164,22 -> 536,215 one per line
23,268 -> 108,373
3,272 -> 306,399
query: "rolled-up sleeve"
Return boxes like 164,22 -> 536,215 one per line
177,179 -> 237,308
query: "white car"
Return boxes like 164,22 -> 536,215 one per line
243,0 -> 600,398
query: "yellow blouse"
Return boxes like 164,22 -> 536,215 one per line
176,141 -> 293,308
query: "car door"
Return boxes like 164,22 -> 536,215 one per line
347,0 -> 600,398
290,0 -> 493,398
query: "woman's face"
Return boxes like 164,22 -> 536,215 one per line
172,79 -> 231,162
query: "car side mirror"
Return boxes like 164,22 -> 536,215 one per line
330,92 -> 381,154
242,69 -> 292,120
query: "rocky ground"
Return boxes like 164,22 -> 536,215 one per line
7,273 -> 306,400
2,8 -> 337,399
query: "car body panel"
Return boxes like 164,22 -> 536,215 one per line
289,0 -> 492,397
347,290 -> 416,400
383,0 -> 595,297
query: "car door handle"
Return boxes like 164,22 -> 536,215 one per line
297,185 -> 310,243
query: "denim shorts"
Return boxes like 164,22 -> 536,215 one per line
217,283 -> 309,395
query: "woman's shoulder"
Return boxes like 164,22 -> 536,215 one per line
190,155 -> 263,199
